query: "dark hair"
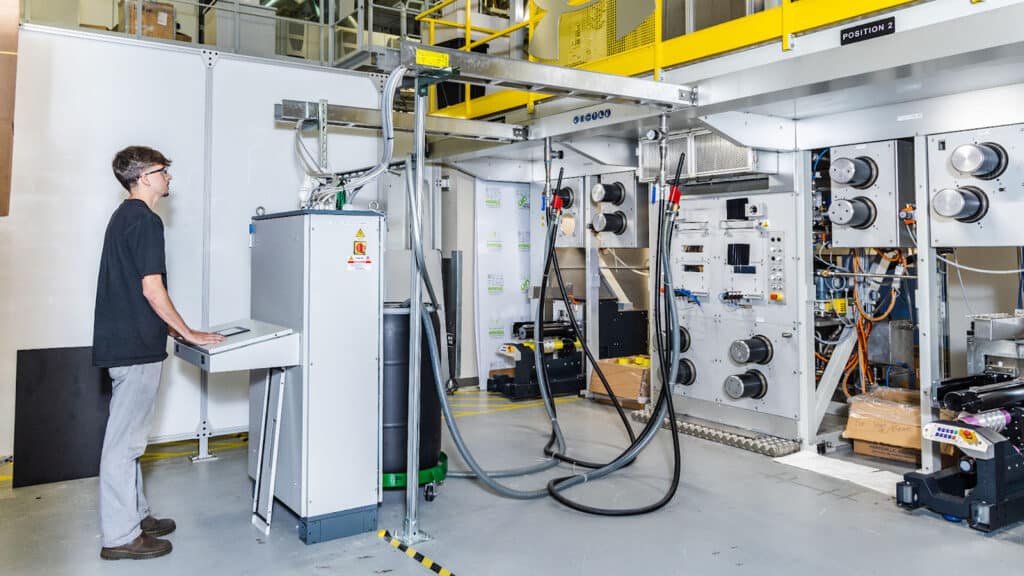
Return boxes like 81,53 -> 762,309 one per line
111,146 -> 172,191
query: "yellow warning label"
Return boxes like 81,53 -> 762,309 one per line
356,229 -> 366,238
415,49 -> 450,69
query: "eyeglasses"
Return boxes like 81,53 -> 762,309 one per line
143,167 -> 169,177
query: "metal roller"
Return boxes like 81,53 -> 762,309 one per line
931,186 -> 988,223
723,370 -> 768,400
591,181 -> 627,205
592,211 -> 628,235
554,186 -> 575,209
830,156 -> 878,189
676,358 -> 696,386
828,197 -> 877,229
950,142 -> 1008,180
729,335 -> 774,365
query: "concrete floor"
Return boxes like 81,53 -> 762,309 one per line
1,391 -> 1022,575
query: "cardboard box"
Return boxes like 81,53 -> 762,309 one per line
589,357 -> 650,406
590,392 -> 645,411
120,2 -> 175,40
843,388 -> 955,462
853,440 -> 921,464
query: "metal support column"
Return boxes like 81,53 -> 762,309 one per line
914,135 -> 943,473
318,99 -> 329,170
193,51 -> 218,464
328,0 -> 336,66
401,76 -> 429,545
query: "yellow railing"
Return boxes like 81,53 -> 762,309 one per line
420,0 -> 926,120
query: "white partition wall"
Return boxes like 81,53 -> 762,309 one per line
473,180 -> 532,386
0,25 -> 383,456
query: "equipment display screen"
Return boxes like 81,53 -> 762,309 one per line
216,326 -> 250,338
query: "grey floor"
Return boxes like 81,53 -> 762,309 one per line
2,392 -> 1022,575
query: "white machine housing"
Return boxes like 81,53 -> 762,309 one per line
670,190 -> 802,438
928,123 -> 1024,247
828,139 -> 914,248
590,171 -> 650,249
248,210 -> 383,544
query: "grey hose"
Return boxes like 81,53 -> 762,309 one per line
421,304 -> 551,498
531,212 -> 568,457
404,162 -> 559,488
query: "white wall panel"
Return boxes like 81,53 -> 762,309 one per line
205,55 -> 380,429
1,29 -> 207,454
0,27 -> 385,456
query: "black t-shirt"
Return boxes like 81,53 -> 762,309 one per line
92,199 -> 169,368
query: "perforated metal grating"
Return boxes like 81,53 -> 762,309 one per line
555,1 -> 656,67
639,134 -> 688,184
632,410 -> 802,458
693,132 -> 753,176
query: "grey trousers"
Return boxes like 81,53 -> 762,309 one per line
99,361 -> 163,548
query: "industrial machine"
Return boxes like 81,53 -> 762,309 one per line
590,171 -> 649,249
927,124 -> 1023,247
248,209 -> 384,544
826,140 -> 914,248
488,334 -> 586,400
669,189 -> 804,440
897,313 -> 1024,532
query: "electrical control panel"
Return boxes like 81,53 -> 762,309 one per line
928,123 -> 1024,247
669,191 -> 802,436
827,140 -> 914,248
590,171 -> 650,249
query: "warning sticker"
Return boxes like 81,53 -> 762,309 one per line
356,229 -> 366,239
347,255 -> 373,271
415,49 -> 450,69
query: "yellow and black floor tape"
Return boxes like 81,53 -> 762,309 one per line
378,530 -> 455,576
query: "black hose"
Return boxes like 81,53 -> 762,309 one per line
544,201 -> 683,516
535,167 -> 638,469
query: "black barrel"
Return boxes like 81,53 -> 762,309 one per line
382,303 -> 443,474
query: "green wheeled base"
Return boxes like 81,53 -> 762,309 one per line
381,452 -> 448,502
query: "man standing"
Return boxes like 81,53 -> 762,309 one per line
93,146 -> 224,560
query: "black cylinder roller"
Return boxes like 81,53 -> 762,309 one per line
554,186 -> 575,209
931,186 -> 988,223
591,181 -> 626,205
723,370 -> 768,400
678,326 -> 691,353
729,335 -> 773,365
950,142 -> 1008,180
593,211 -> 628,235
676,358 -> 696,386
830,156 -> 878,189
828,197 -> 877,229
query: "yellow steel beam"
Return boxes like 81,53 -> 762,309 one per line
416,0 -> 458,22
466,15 -> 542,52
660,8 -> 780,66
781,0 -> 920,50
433,0 -> 925,120
420,17 -> 498,35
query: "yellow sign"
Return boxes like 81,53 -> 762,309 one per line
356,228 -> 366,239
415,50 -> 450,69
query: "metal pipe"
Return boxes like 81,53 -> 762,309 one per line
819,270 -> 917,280
402,76 -> 428,544
658,114 -> 669,198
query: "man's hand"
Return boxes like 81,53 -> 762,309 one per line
185,330 -> 225,346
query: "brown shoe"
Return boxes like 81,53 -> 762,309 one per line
141,515 -> 176,537
100,533 -> 172,560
